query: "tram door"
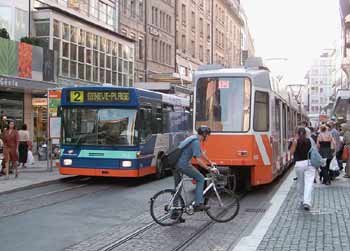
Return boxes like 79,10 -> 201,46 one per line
272,98 -> 282,175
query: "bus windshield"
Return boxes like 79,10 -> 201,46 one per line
195,77 -> 251,132
62,108 -> 138,146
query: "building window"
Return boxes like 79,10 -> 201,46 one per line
99,1 -> 107,23
138,37 -> 144,60
182,35 -> 186,53
191,40 -> 195,58
107,5 -> 114,26
55,20 -> 134,86
90,0 -> 98,18
191,11 -> 195,31
181,4 -> 186,25
139,0 -> 144,21
131,0 -> 136,18
199,17 -> 203,37
199,45 -> 203,62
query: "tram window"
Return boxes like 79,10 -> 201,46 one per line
196,77 -> 251,132
253,91 -> 269,131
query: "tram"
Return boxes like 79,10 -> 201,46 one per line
193,58 -> 308,189
59,86 -> 191,178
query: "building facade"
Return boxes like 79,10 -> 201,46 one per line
212,0 -> 242,67
119,0 -> 146,83
175,0 -> 212,82
33,0 -> 135,87
305,49 -> 337,125
240,7 -> 255,65
146,0 -> 176,79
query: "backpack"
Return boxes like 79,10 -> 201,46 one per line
308,146 -> 323,168
161,138 -> 196,169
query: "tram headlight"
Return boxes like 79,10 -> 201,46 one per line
122,160 -> 132,168
63,159 -> 72,166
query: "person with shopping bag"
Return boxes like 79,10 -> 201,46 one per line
316,125 -> 335,185
290,127 -> 314,211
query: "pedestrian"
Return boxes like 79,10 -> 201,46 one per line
317,125 -> 335,185
18,124 -> 30,168
328,121 -> 342,172
341,123 -> 350,178
1,121 -> 19,178
290,127 -> 314,210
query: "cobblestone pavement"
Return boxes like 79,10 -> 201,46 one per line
257,176 -> 350,251
66,175 -> 285,251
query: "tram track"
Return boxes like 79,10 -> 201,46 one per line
96,191 -> 247,251
96,168 -> 292,251
0,176 -> 115,219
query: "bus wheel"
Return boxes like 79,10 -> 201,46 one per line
155,156 -> 164,179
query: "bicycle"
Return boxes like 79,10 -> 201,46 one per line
149,169 -> 240,226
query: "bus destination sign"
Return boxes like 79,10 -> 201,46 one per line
69,90 -> 130,103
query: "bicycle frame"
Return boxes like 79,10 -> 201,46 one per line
169,175 -> 224,210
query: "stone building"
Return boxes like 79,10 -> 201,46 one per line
212,0 -> 243,67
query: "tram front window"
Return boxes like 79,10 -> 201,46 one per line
195,77 -> 251,132
62,108 -> 138,146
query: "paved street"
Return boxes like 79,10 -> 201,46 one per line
0,169 -> 288,251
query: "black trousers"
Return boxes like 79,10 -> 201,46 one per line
321,158 -> 332,184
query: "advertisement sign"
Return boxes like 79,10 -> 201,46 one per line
49,117 -> 61,139
48,90 -> 61,117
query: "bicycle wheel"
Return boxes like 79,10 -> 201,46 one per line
205,188 -> 239,223
150,189 -> 185,226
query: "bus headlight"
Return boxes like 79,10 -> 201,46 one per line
122,160 -> 132,168
63,159 -> 72,166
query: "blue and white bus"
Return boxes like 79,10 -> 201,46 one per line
59,86 -> 191,178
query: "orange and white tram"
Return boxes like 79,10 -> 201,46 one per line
193,58 -> 308,189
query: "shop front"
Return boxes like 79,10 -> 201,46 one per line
0,75 -> 58,153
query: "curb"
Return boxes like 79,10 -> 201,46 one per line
0,175 -> 78,196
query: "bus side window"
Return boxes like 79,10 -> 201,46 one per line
152,106 -> 163,134
162,105 -> 174,133
139,107 -> 152,144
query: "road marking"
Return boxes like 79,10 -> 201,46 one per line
232,170 -> 295,251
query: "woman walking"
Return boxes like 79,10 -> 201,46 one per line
290,127 -> 314,210
18,124 -> 30,168
317,125 -> 335,185
2,121 -> 19,178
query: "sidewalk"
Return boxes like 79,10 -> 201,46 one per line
0,159 -> 74,194
234,170 -> 350,251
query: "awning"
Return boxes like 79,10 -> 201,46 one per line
0,75 -> 58,93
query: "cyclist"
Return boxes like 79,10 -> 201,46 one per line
173,125 -> 218,219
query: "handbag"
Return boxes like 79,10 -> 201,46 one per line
342,146 -> 349,161
329,156 -> 339,171
308,147 -> 323,168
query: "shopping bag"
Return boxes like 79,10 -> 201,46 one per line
329,156 -> 339,171
342,147 -> 349,161
26,150 -> 34,165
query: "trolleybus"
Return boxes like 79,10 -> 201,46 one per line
59,86 -> 191,178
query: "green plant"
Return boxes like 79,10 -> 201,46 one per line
0,28 -> 10,39
20,36 -> 41,46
